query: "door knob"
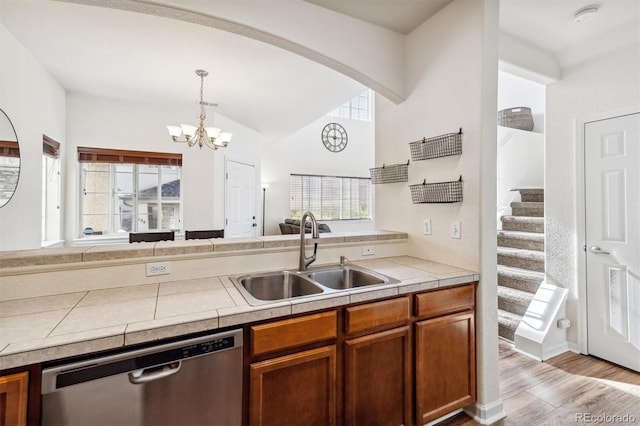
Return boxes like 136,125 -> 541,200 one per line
589,246 -> 610,255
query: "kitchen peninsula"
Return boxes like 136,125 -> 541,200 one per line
1,230 -> 479,425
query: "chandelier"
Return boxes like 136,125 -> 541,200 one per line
166,69 -> 232,150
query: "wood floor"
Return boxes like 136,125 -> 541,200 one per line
439,341 -> 640,426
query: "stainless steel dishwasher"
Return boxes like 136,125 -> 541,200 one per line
41,328 -> 242,426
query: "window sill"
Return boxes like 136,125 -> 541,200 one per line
41,240 -> 65,249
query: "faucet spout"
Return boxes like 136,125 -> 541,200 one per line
299,211 -> 320,271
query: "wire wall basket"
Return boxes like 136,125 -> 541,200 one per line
409,128 -> 462,161
410,176 -> 463,204
497,107 -> 534,131
369,160 -> 409,184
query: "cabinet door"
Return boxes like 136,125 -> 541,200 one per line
415,312 -> 475,425
344,327 -> 411,426
0,372 -> 28,426
250,345 -> 336,426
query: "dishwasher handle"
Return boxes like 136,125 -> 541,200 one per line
128,361 -> 182,385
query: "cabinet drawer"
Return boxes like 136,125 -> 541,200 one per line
345,297 -> 409,336
415,284 -> 475,319
251,311 -> 337,356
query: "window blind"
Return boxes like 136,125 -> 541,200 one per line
77,147 -> 182,166
290,173 -> 371,220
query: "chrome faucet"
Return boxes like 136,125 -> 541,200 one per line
299,211 -> 320,271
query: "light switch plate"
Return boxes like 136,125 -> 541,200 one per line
451,221 -> 461,239
423,219 -> 432,235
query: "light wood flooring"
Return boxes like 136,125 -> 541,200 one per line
439,341 -> 640,425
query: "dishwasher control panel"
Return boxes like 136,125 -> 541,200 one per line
181,336 -> 235,358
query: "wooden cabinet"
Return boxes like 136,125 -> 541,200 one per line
248,312 -> 338,426
0,371 -> 28,426
414,284 -> 476,425
250,345 -> 337,426
246,283 -> 477,426
0,364 -> 40,426
344,297 -> 411,426
344,326 -> 411,426
251,311 -> 337,357
345,297 -> 410,336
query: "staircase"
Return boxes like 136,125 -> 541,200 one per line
497,188 -> 545,341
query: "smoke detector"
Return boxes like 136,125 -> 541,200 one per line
574,5 -> 599,23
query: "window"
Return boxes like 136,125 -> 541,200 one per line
42,136 -> 61,242
290,174 -> 371,220
328,89 -> 372,122
78,147 -> 182,237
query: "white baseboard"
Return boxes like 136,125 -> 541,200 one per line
568,341 -> 581,354
542,341 -> 570,360
463,399 -> 506,425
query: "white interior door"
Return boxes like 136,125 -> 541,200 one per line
225,160 -> 256,238
585,113 -> 639,372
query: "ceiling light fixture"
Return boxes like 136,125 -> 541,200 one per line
573,5 -> 599,23
167,69 -> 232,150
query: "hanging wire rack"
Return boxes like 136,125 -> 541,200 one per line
409,128 -> 463,161
409,175 -> 463,204
369,160 -> 410,184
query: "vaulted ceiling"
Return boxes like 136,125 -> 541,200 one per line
1,0 -> 637,139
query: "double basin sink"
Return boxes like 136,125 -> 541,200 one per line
231,264 -> 400,306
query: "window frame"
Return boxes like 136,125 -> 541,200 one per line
328,89 -> 372,122
42,135 -> 62,244
77,147 -> 183,238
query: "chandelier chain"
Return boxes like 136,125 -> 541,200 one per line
199,73 -> 206,121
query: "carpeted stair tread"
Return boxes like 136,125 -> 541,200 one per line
498,286 -> 535,316
498,266 -> 545,293
497,230 -> 544,241
498,187 -> 545,342
510,201 -> 544,217
512,188 -> 544,202
498,230 -> 544,251
498,309 -> 522,342
497,247 -> 545,272
501,216 -> 544,233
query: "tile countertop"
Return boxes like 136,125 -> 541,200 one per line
0,256 -> 478,370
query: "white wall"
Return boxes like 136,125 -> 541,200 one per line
260,114 -> 375,236
377,1 -> 485,271
376,0 -> 502,419
0,23 -> 66,251
546,43 -> 640,345
498,32 -> 560,84
65,94 -> 262,241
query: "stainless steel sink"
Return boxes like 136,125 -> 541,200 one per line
231,271 -> 323,305
231,265 -> 400,305
304,265 -> 399,290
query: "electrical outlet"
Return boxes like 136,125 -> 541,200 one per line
422,219 -> 432,235
451,221 -> 461,239
146,261 -> 171,276
361,246 -> 375,256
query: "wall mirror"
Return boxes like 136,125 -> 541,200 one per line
0,108 -> 20,208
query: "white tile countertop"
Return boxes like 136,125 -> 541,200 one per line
0,256 -> 478,370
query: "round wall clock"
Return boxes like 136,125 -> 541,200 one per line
321,123 -> 348,152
